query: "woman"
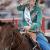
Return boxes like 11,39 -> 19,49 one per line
17,0 -> 50,50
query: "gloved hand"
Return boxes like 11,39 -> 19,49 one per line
24,26 -> 31,31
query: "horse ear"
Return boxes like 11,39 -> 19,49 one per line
0,21 -> 6,26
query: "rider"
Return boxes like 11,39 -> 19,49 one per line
17,0 -> 50,50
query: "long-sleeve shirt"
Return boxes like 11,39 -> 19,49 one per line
30,6 -> 42,30
17,4 -> 42,31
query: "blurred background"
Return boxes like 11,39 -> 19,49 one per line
0,0 -> 50,36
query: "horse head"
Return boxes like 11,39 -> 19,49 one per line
0,21 -> 24,50
0,22 -> 14,48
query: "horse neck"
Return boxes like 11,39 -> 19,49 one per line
12,30 -> 23,48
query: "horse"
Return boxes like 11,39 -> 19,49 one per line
0,22 -> 41,50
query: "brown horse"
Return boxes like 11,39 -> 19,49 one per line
0,22 -> 41,50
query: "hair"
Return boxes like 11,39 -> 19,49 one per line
35,0 -> 39,5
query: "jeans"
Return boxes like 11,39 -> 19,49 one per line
36,32 -> 50,50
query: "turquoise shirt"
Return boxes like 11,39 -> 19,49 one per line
30,6 -> 42,30
17,4 -> 42,30
17,4 -> 29,27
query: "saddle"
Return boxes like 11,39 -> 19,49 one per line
22,31 -> 41,50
